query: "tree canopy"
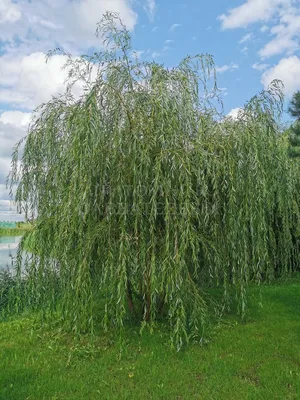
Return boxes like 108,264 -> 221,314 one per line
5,13 -> 300,349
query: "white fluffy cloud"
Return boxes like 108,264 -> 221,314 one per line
261,56 -> 300,96
259,9 -> 300,58
0,52 -> 66,109
227,107 -> 243,119
261,25 -> 269,32
0,52 -> 95,109
170,23 -> 182,32
219,0 -> 289,29
252,62 -> 270,71
0,186 -> 10,202
216,63 -> 239,74
0,111 -> 31,127
0,0 -> 21,23
0,111 -> 30,198
219,0 -> 300,59
0,111 -> 30,158
218,0 -> 286,29
74,0 -> 137,36
0,0 -> 138,55
239,33 -> 253,44
145,0 -> 155,21
0,199 -> 11,210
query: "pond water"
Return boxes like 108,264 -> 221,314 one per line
0,236 -> 22,272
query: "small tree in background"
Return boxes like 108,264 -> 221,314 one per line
5,13 -> 300,349
288,91 -> 300,157
288,91 -> 300,120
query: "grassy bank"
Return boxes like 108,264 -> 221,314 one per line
1,279 -> 300,400
0,223 -> 33,237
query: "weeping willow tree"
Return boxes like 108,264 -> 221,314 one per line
6,13 -> 300,348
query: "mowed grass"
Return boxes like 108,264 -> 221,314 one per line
1,279 -> 300,400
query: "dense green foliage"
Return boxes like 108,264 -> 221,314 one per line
1,280 -> 300,399
6,14 -> 300,348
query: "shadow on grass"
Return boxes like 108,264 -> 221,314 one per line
261,285 -> 300,317
0,367 -> 38,400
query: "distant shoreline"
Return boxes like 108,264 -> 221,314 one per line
0,222 -> 33,237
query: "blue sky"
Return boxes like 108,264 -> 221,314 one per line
0,0 -> 300,208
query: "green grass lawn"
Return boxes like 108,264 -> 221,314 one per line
1,279 -> 300,400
